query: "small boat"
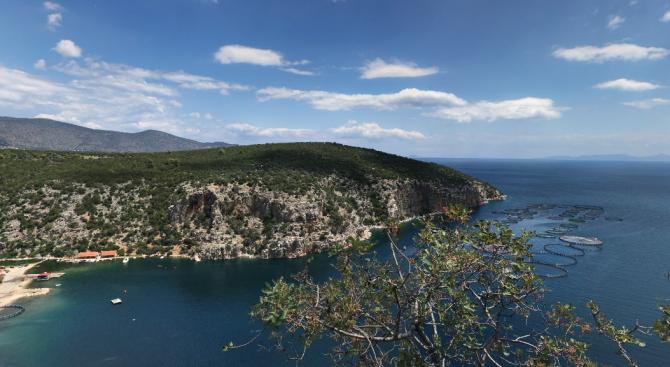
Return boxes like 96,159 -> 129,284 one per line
111,298 -> 122,305
123,257 -> 129,264
160,256 -> 165,259
158,265 -> 163,268
55,284 -> 61,287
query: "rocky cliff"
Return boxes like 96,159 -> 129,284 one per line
167,177 -> 503,260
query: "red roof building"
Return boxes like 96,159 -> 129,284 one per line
101,251 -> 117,258
77,251 -> 99,259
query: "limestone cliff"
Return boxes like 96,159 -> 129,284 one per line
168,177 -> 504,260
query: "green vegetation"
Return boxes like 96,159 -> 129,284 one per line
231,205 -> 669,366
0,143 -> 496,258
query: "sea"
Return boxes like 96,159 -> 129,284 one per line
1,159 -> 669,366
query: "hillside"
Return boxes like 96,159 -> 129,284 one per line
0,117 -> 232,152
0,143 -> 504,260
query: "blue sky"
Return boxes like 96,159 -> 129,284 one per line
1,0 -> 669,158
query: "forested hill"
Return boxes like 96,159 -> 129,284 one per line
0,143 -> 503,260
0,117 -> 232,152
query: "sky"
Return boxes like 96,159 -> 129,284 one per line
0,0 -> 669,158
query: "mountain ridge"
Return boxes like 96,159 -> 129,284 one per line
0,116 -> 232,152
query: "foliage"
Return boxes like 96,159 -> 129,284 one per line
230,205 -> 664,366
0,143 -> 496,258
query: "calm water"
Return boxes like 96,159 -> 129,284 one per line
1,159 -> 669,366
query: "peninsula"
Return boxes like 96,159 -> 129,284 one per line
0,143 -> 504,260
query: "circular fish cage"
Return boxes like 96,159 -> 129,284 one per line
560,223 -> 579,228
527,262 -> 569,278
536,233 -> 555,239
530,251 -> 578,266
568,218 -> 586,224
546,229 -> 566,235
605,217 -> 623,221
491,211 -> 507,215
501,220 -> 518,224
559,214 -> 575,218
544,243 -> 585,257
546,216 -> 564,221
559,236 -> 602,246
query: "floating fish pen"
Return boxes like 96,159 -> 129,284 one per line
568,219 -> 586,224
536,233 -> 555,238
605,217 -> 623,221
527,261 -> 568,278
546,216 -> 564,220
501,220 -> 518,224
560,223 -> 579,228
559,236 -> 603,246
530,251 -> 578,266
544,243 -> 585,257
491,211 -> 507,215
559,214 -> 575,218
546,229 -> 565,235
0,305 -> 25,321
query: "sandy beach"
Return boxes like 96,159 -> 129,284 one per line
0,262 -> 50,307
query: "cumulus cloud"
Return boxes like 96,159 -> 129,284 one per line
47,13 -> 62,31
44,1 -> 63,11
662,11 -> 670,22
330,120 -> 425,139
594,78 -> 662,91
52,39 -> 82,58
0,57 -> 252,136
607,15 -> 625,30
359,58 -> 439,79
256,87 -> 467,111
553,43 -> 669,63
256,87 -> 564,123
622,98 -> 670,108
214,44 -> 313,75
34,59 -> 47,70
426,98 -> 565,123
221,121 -> 425,142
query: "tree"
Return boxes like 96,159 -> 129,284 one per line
228,204 -> 666,366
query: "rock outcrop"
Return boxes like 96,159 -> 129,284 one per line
167,177 -> 504,260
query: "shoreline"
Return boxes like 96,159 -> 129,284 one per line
0,261 -> 50,307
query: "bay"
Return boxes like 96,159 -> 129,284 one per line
1,159 -> 669,366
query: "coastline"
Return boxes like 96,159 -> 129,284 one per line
0,261 -> 50,307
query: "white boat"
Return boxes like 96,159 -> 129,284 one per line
111,298 -> 122,305
55,284 -> 61,287
123,257 -> 129,264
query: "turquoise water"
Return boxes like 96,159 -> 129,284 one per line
1,159 -> 669,366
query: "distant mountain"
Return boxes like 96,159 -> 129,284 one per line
544,154 -> 670,162
0,116 -> 233,152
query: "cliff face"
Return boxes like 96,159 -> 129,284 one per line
168,177 -> 504,260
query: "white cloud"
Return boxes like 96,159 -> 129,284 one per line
214,45 -> 286,66
256,87 -> 467,111
330,120 -> 425,139
662,11 -> 670,22
203,113 -> 214,120
553,43 -> 669,63
34,59 -> 47,70
52,39 -> 82,58
0,57 -> 252,137
359,58 -> 439,79
47,13 -> 62,31
189,112 -> 201,119
622,98 -> 670,108
221,121 -> 425,142
214,45 -> 313,75
426,97 -> 565,123
594,78 -> 662,91
280,68 -> 315,76
44,1 -> 63,11
607,15 -> 625,30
